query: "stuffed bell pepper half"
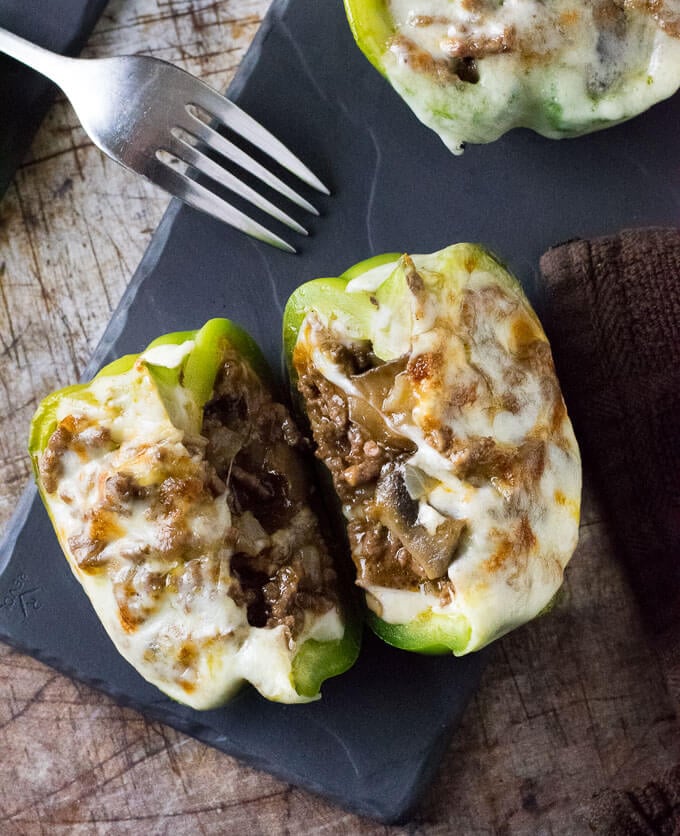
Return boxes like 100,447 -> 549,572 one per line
284,244 -> 581,655
29,319 -> 359,708
344,0 -> 680,153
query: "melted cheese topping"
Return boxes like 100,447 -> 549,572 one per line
381,0 -> 680,151
41,345 -> 343,708
298,245 -> 581,652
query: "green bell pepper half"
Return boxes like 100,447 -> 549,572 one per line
30,318 -> 360,702
342,0 -> 680,153
283,244 -> 580,656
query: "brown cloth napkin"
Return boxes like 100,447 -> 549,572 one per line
539,227 -> 680,834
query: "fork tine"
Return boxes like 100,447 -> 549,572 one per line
165,134 -> 308,236
144,156 -> 295,253
182,111 -> 320,216
186,82 -> 331,196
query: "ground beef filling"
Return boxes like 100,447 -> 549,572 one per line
201,352 -> 338,638
295,337 -> 459,598
39,350 -> 338,641
389,33 -> 481,85
39,415 -> 114,495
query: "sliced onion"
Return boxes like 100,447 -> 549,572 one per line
298,544 -> 322,584
403,463 -> 437,501
347,396 -> 414,451
235,511 -> 269,555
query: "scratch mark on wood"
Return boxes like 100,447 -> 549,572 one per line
12,183 -> 54,318
0,674 -> 60,732
82,220 -> 113,313
0,269 -> 23,366
19,143 -> 94,172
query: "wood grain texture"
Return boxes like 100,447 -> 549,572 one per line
0,1 -> 677,833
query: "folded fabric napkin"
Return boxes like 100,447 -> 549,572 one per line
539,227 -> 680,833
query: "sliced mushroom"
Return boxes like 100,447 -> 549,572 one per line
264,440 -> 308,508
346,395 -> 416,452
351,356 -> 408,407
374,464 -> 464,580
348,356 -> 415,452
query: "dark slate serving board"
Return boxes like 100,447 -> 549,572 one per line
2,0 -> 680,823
0,0 -> 109,196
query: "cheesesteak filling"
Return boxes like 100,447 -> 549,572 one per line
38,345 -> 342,705
202,353 -> 338,635
295,340 -> 462,597
291,246 -> 581,652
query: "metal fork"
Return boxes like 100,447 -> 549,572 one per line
0,27 -> 329,252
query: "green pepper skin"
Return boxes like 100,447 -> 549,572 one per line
344,0 -> 394,76
343,0 -> 680,154
366,610 -> 470,655
283,253 -> 401,382
30,319 -> 360,704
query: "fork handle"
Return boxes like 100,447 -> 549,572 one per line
0,27 -> 74,88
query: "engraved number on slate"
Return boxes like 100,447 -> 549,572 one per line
0,573 -> 41,618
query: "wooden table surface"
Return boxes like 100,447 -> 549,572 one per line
0,1 -> 678,833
